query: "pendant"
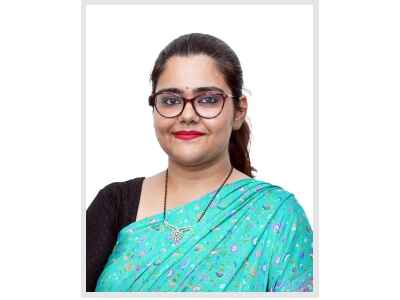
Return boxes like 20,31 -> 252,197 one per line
163,220 -> 192,244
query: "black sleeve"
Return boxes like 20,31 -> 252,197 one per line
86,184 -> 120,292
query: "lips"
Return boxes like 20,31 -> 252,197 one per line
173,131 -> 205,140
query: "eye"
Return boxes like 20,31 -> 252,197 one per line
197,94 -> 222,105
158,95 -> 181,105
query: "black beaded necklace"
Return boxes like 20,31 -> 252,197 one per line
162,166 -> 234,244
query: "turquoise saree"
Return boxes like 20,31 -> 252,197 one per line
95,178 -> 313,292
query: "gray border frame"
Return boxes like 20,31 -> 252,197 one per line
81,0 -> 319,297
85,0 -> 314,4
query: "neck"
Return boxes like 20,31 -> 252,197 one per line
166,153 -> 233,195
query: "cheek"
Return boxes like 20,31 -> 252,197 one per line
206,115 -> 234,146
153,116 -> 173,142
216,107 -> 235,134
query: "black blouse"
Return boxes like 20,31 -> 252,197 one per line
86,177 -> 145,292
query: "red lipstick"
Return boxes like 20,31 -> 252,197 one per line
173,130 -> 205,140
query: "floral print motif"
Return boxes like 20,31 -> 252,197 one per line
95,178 -> 313,292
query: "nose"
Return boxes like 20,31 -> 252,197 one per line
178,100 -> 200,123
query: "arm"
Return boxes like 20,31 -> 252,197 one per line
266,194 -> 313,292
86,185 -> 119,292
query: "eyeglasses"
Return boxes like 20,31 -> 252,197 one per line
148,90 -> 237,119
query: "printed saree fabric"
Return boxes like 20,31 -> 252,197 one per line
95,178 -> 313,292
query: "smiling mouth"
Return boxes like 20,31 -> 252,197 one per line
173,133 -> 205,140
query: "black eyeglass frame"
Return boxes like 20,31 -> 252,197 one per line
148,91 -> 238,119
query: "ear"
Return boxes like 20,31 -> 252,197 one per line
232,95 -> 248,130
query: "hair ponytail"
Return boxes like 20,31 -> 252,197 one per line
229,120 -> 256,178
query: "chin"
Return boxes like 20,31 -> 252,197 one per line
170,151 -> 209,167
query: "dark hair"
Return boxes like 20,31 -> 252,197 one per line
149,33 -> 257,178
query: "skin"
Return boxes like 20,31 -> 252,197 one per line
138,54 -> 250,218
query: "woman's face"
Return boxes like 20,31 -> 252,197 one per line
153,54 -> 247,167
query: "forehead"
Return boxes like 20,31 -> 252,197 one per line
156,54 -> 231,94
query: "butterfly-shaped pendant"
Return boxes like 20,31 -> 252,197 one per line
163,221 -> 192,244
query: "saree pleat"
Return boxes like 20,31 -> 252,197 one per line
95,178 -> 313,292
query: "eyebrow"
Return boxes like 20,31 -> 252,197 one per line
155,86 -> 225,95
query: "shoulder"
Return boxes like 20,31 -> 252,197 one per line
250,178 -> 294,202
101,177 -> 145,192
96,177 -> 146,205
250,178 -> 309,221
254,180 -> 312,238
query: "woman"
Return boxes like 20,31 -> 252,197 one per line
86,33 -> 313,292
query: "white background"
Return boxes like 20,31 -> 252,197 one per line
85,4 -> 314,224
1,0 -> 400,299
